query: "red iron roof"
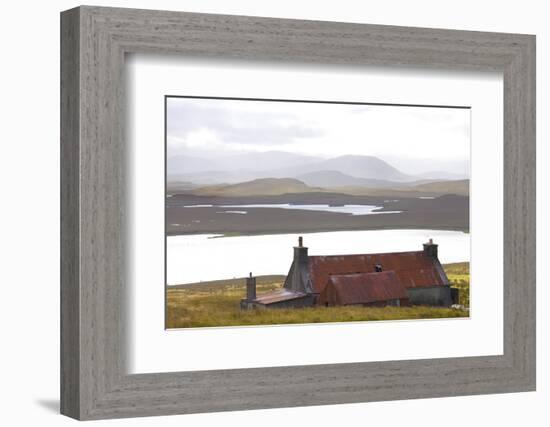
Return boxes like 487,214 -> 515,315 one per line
325,271 -> 408,305
308,250 -> 447,294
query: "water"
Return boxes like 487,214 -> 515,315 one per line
215,204 -> 402,215
167,229 -> 469,285
217,210 -> 247,215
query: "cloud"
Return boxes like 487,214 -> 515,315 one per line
166,96 -> 470,174
167,98 -> 324,149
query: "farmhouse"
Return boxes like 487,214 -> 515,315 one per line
241,236 -> 458,309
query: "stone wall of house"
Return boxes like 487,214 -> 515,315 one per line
407,285 -> 454,307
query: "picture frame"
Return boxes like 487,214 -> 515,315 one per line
60,5 -> 536,420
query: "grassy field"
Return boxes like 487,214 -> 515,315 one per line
444,262 -> 470,307
166,263 -> 470,329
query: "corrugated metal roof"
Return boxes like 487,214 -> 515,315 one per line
253,289 -> 308,305
308,250 -> 447,294
326,271 -> 408,305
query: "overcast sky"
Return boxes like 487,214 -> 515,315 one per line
167,97 -> 470,175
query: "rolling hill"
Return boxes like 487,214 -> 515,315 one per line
186,177 -> 470,198
192,178 -> 318,196
295,170 -> 442,188
410,179 -> 469,196
328,179 -> 469,197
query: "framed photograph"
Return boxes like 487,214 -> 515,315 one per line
164,96 -> 471,329
61,6 -> 536,420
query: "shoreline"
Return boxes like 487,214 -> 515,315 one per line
167,224 -> 470,238
166,229 -> 470,285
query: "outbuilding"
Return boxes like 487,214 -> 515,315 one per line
319,271 -> 409,307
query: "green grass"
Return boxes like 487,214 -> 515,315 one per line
444,262 -> 470,307
166,263 -> 470,329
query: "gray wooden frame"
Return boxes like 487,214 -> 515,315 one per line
60,5 -> 536,420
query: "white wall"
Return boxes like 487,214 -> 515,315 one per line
0,0 -> 546,425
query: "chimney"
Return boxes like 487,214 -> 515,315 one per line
423,238 -> 438,258
246,272 -> 256,301
285,236 -> 312,294
294,236 -> 308,264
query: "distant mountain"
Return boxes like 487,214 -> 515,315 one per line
295,170 -> 401,188
319,155 -> 412,181
415,170 -> 468,181
167,151 -> 321,177
219,151 -> 321,172
168,151 -> 467,186
194,178 -> 318,196
274,155 -> 413,182
167,155 -> 222,175
168,170 -> 261,185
